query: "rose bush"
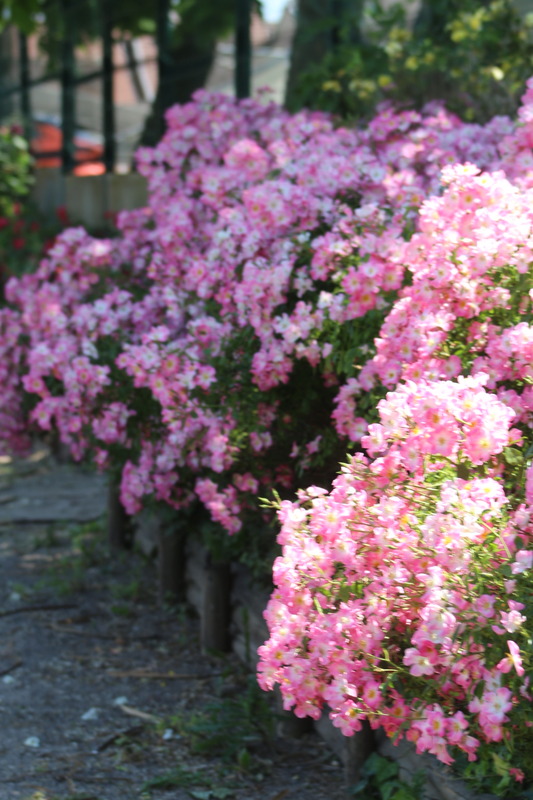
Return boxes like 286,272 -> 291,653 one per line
258,80 -> 533,794
258,379 -> 533,792
2,56 -> 533,799
0,91 -> 510,543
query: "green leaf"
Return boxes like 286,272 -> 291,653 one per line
375,758 -> 400,784
491,751 -> 510,778
503,446 -> 523,466
237,747 -> 251,770
390,788 -> 420,800
136,16 -> 156,33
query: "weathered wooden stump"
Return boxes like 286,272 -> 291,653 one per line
201,555 -> 232,653
107,480 -> 132,551
157,527 -> 185,605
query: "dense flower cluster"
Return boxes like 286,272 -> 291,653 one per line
260,448 -> 531,792
0,90 -> 515,528
258,378 -> 532,765
3,73 -> 533,791
258,81 -> 533,791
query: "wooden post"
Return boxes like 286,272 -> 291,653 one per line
157,528 -> 185,605
107,479 -> 131,551
343,721 -> 375,789
201,554 -> 232,653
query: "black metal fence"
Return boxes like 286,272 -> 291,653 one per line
0,0 -> 255,174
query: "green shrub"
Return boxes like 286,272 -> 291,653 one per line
289,0 -> 533,123
0,125 -> 34,215
0,126 -> 67,296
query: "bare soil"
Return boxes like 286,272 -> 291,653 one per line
0,451 -> 348,800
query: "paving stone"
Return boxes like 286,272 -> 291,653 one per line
0,463 -> 108,524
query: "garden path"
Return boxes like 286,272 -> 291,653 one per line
0,448 -> 347,800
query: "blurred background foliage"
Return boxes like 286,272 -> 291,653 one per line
0,125 -> 33,216
286,0 -> 533,123
0,125 -> 66,297
2,0 -> 533,133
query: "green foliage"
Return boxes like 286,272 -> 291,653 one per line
169,0 -> 235,51
0,127 -> 33,213
142,765 -> 208,792
0,127 -> 67,294
0,0 -> 39,34
291,0 -> 533,123
0,0 -> 235,55
351,753 -> 425,800
455,735 -> 533,797
173,674 -> 274,766
432,261 -> 533,504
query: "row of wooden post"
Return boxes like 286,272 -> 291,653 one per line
108,481 -> 231,653
107,481 -> 376,791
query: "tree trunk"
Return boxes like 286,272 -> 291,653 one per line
284,0 -> 363,111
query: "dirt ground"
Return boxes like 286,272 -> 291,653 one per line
0,450 -> 348,800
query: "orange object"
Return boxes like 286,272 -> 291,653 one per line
31,121 -> 105,175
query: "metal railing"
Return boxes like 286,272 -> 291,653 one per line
0,0 -> 253,174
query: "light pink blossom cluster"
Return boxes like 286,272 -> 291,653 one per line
0,305 -> 31,453
363,374 -> 518,469
333,160 -> 533,416
258,377 -> 532,768
259,79 -> 533,785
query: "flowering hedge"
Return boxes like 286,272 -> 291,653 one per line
2,75 -> 533,793
258,85 -> 533,793
0,92 -> 510,533
258,378 -> 533,791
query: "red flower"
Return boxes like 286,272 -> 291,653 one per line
56,206 -> 69,225
12,237 -> 25,249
